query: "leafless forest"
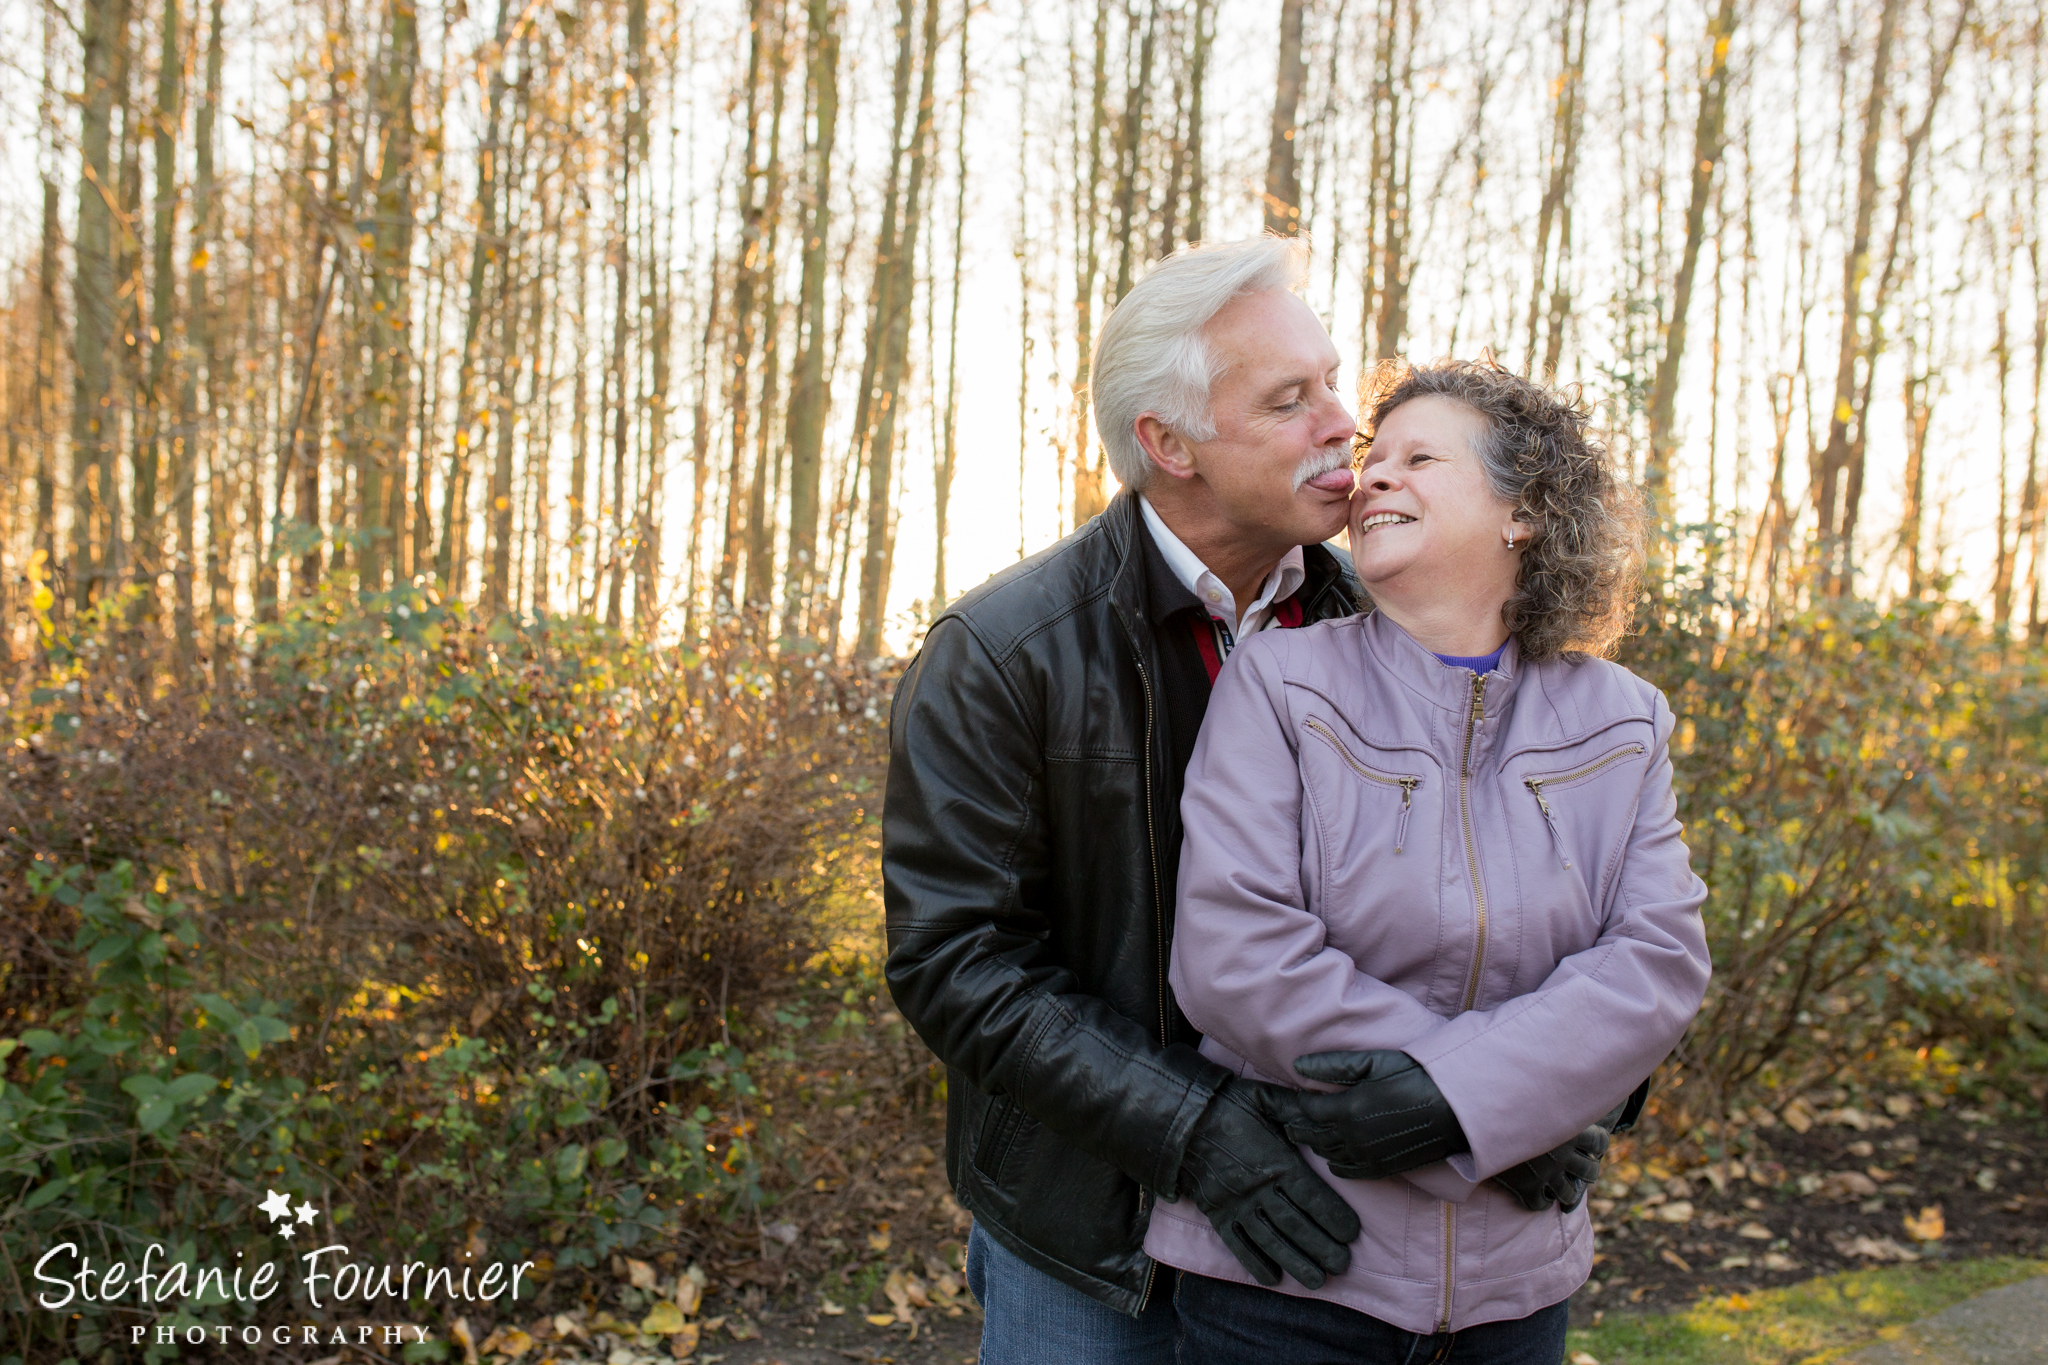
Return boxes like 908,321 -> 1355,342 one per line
0,0 -> 2043,661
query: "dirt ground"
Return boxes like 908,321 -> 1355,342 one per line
495,1090 -> 2042,1364
670,1100 -> 2044,1360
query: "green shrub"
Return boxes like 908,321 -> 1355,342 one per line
1624,588 -> 2048,1124
0,589 -> 891,1358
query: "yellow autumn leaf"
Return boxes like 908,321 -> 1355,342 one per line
189,248 -> 210,271
640,1301 -> 686,1335
674,1262 -> 706,1316
667,1321 -> 700,1358
1903,1203 -> 1944,1242
864,1314 -> 896,1327
477,1325 -> 534,1359
624,1257 -> 656,1290
867,1223 -> 892,1254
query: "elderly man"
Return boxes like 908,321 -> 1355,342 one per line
881,237 -> 1365,1362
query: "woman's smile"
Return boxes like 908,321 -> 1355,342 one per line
1355,510 -> 1416,535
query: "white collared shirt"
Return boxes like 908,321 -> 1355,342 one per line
1139,496 -> 1306,648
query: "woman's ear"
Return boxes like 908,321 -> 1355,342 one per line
1503,516 -> 1537,550
1136,414 -> 1199,482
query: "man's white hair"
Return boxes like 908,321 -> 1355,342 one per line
1090,235 -> 1313,492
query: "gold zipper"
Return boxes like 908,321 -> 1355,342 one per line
1302,717 -> 1421,852
1438,1202 -> 1455,1331
1522,744 -> 1644,870
1457,671 -> 1489,1013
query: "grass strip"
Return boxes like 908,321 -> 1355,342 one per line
1567,1257 -> 2047,1364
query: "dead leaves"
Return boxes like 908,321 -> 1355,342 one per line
1903,1203 -> 1945,1242
1828,1231 -> 1921,1263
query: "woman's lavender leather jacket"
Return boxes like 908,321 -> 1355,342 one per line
1143,609 -> 1711,1333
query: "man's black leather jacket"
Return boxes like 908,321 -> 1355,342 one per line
882,490 -> 1362,1314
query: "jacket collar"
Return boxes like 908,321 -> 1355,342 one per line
1359,607 -> 1525,714
1106,485 -> 1360,630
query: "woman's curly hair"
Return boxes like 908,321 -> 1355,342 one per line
1359,356 -> 1646,661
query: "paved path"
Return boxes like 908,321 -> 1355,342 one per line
1847,1274 -> 2048,1365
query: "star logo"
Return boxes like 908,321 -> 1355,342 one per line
259,1189 -> 294,1224
297,1200 -> 318,1226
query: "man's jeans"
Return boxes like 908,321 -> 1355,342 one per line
1174,1270 -> 1570,1365
966,1222 -> 1176,1365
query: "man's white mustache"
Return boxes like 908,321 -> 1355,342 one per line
1292,446 -> 1353,493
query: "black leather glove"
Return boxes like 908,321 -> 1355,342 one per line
1492,1080 -> 1647,1212
1492,1123 -> 1608,1211
1266,1049 -> 1469,1181
1172,1078 -> 1361,1290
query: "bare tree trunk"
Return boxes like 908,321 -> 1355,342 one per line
437,0 -> 514,594
856,0 -> 941,657
568,213 -> 591,613
139,0 -> 182,649
364,0 -> 418,598
719,0 -> 770,609
1812,0 -> 1902,586
1526,0 -> 1587,375
2026,27 -> 2045,641
71,0 -> 123,612
1187,0 -> 1211,243
1111,0 -> 1160,299
745,0 -> 792,612
1068,0 -> 1112,524
1264,0 -> 1308,235
841,0 -> 920,637
35,0 -> 61,597
187,0 -> 224,671
783,0 -> 840,636
933,0 -> 970,609
1642,0 -> 1738,528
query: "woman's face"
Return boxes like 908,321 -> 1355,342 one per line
1350,395 -> 1524,607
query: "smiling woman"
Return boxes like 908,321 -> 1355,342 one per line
1147,355 -> 1709,1361
1354,358 -> 1646,661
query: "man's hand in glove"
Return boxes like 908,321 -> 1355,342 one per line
1492,1082 -> 1646,1212
1491,1123 -> 1608,1212
1265,1049 -> 1468,1181
1172,1078 -> 1361,1290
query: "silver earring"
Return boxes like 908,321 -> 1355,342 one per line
1505,530 -> 1517,550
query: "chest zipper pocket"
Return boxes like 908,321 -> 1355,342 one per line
1303,717 -> 1423,853
1522,743 -> 1645,868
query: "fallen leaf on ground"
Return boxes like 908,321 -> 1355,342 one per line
1818,1171 -> 1878,1200
625,1258 -> 657,1290
1780,1100 -> 1814,1133
865,1314 -> 896,1327
1903,1204 -> 1945,1241
1762,1252 -> 1798,1270
452,1317 -> 479,1365
478,1326 -> 534,1359
1660,1248 -> 1692,1273
667,1322 -> 700,1360
1883,1095 -> 1916,1118
1737,1222 -> 1773,1240
1653,1200 -> 1694,1223
675,1263 -> 707,1316
1829,1232 -> 1919,1262
640,1302 -> 686,1336
819,1297 -> 846,1316
868,1224 -> 893,1254
1570,1353 -> 1601,1365
1718,1255 -> 1751,1269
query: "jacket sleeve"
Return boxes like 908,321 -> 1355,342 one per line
882,617 -> 1228,1199
1168,637 -> 1454,1093
1404,688 -> 1712,1181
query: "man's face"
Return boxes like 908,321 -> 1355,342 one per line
1166,290 -> 1357,547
